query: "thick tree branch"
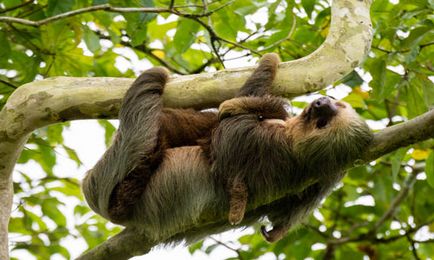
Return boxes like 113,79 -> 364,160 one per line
76,228 -> 151,260
362,109 -> 434,163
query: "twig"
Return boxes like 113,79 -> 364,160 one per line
218,37 -> 261,55
210,37 -> 225,67
0,78 -> 17,89
413,239 -> 434,244
323,244 -> 335,260
0,1 -> 34,14
17,4 -> 46,18
330,191 -> 344,232
209,237 -> 244,260
373,171 -> 418,231
372,41 -> 434,54
405,233 -> 421,260
191,58 -> 217,74
169,0 -> 175,10
261,14 -> 297,52
0,4 -> 218,27
94,30 -> 188,74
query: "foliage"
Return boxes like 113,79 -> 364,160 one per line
0,0 -> 433,259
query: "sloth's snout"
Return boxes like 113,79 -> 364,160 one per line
312,97 -> 337,117
313,97 -> 331,109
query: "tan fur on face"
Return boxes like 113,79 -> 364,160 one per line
285,100 -> 360,141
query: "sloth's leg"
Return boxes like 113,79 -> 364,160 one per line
261,183 -> 324,242
106,67 -> 169,222
225,53 -> 280,225
228,178 -> 248,225
237,53 -> 280,97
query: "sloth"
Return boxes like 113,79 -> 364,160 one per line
82,53 -> 373,244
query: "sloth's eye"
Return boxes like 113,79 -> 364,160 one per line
258,115 -> 264,121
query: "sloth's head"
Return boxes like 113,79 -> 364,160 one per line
288,96 -> 373,166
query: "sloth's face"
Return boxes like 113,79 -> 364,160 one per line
277,96 -> 362,140
262,96 -> 352,128
301,96 -> 350,129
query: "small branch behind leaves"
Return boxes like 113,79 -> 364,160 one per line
209,237 -> 244,260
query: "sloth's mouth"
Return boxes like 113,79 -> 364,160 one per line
304,97 -> 338,128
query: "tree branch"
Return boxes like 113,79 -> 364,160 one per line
0,4 -> 216,27
0,78 -> 17,89
76,228 -> 151,260
0,1 -> 34,14
362,109 -> 434,163
373,171 -> 418,231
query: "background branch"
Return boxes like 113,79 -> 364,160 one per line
362,109 -> 434,163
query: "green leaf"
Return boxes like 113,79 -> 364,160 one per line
204,243 -> 219,254
302,0 -> 315,18
147,20 -> 177,39
426,151 -> 434,188
22,209 -> 48,231
42,198 -> 67,226
391,148 -> 408,180
0,31 -> 11,63
46,0 -> 75,16
339,70 -> 364,88
122,0 -> 156,46
342,93 -> 367,109
174,18 -> 200,53
188,240 -> 204,254
48,245 -> 71,259
401,25 -> 432,49
93,0 -> 109,5
368,57 -> 401,99
74,204 -> 91,217
83,27 -> 101,53
2,0 -> 21,8
403,80 -> 428,119
47,124 -> 64,144
213,9 -> 245,40
62,145 -> 82,166
98,120 -> 116,147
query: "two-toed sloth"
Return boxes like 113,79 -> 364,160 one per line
82,53 -> 373,244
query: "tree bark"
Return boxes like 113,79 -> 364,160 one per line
0,0 -> 375,259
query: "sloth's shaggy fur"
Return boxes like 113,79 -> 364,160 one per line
82,54 -> 373,244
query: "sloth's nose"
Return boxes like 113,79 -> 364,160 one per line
312,97 -> 337,117
313,97 -> 331,109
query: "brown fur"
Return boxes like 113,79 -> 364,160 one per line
82,53 -> 373,245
